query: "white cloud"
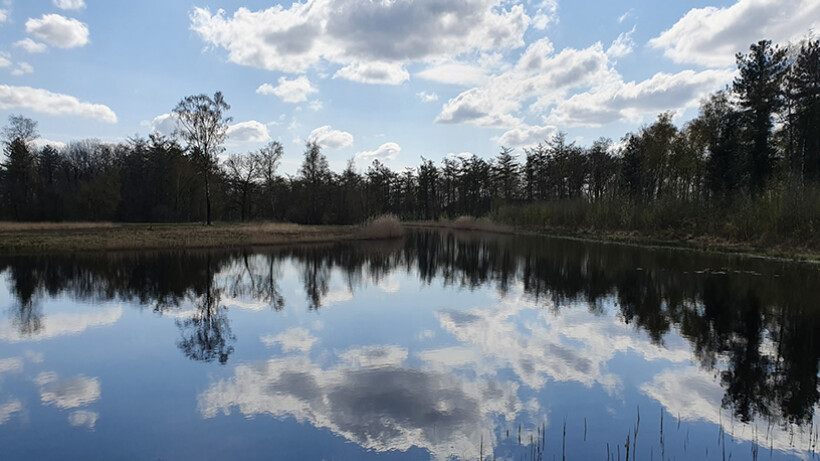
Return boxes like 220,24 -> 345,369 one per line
37,373 -> 100,409
416,91 -> 439,103
189,1 -> 530,83
0,306 -> 122,342
227,120 -> 270,142
617,9 -> 634,24
0,9 -> 9,23
32,138 -> 67,150
307,100 -> 323,111
496,123 -> 556,147
0,52 -> 10,68
26,14 -> 89,49
53,0 -> 86,10
436,40 -> 613,128
257,75 -> 318,103
307,125 -> 354,149
14,38 -> 48,54
261,327 -> 317,353
650,0 -> 820,67
606,27 -> 635,59
530,0 -> 558,30
333,61 -> 409,85
11,62 -> 33,76
355,142 -> 401,162
416,62 -> 489,86
546,69 -> 734,127
68,410 -> 98,429
0,400 -> 22,424
150,113 -> 180,136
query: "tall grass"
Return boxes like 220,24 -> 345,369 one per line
356,214 -> 405,240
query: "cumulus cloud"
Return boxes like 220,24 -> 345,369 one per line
0,306 -> 122,342
26,14 -> 89,49
355,142 -> 401,162
333,61 -> 409,85
650,0 -> 820,67
36,372 -> 101,409
416,91 -> 438,103
227,120 -> 270,142
150,113 -> 181,136
496,124 -> 556,147
416,62 -> 490,86
14,38 -> 48,54
436,40 -> 613,128
435,33 -> 735,131
0,9 -> 8,23
0,52 -> 10,68
0,85 -> 116,123
546,69 -> 734,127
189,1 -> 529,83
257,75 -> 318,103
198,347 -> 522,459
11,62 -> 33,76
53,0 -> 86,10
261,327 -> 317,353
530,0 -> 558,30
307,125 -> 353,149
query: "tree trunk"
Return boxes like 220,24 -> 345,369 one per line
205,171 -> 212,226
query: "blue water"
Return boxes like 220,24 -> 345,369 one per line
0,232 -> 817,460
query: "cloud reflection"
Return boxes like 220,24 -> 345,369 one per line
0,306 -> 122,342
198,345 -> 522,459
36,372 -> 101,409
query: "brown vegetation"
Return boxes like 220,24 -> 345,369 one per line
356,214 -> 404,240
0,222 -> 357,255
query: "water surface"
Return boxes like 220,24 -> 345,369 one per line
2,230 -> 819,460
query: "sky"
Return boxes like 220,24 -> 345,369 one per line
0,0 -> 818,174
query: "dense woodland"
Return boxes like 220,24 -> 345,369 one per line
1,38 -> 819,244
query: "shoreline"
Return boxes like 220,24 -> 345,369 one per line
3,220 -> 819,264
404,220 -> 820,264
0,222 -> 360,255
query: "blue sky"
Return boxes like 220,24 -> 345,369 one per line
0,0 -> 818,174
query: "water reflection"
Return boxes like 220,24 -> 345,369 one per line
198,345 -> 521,460
2,230 -> 820,458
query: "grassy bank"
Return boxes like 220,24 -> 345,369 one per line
491,194 -> 820,261
0,222 -> 361,255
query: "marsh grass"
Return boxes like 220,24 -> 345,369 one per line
0,221 -> 358,254
406,216 -> 514,234
356,215 -> 405,240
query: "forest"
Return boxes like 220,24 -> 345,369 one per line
1,38 -> 819,246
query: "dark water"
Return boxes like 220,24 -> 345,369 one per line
2,230 -> 820,460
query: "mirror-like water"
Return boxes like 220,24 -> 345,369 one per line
1,230 -> 819,460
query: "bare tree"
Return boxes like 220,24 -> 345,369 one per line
173,92 -> 232,225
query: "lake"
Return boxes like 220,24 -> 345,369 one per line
1,230 -> 819,460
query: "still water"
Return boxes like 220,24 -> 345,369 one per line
1,230 -> 819,460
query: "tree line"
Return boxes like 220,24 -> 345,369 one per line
1,38 -> 818,235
